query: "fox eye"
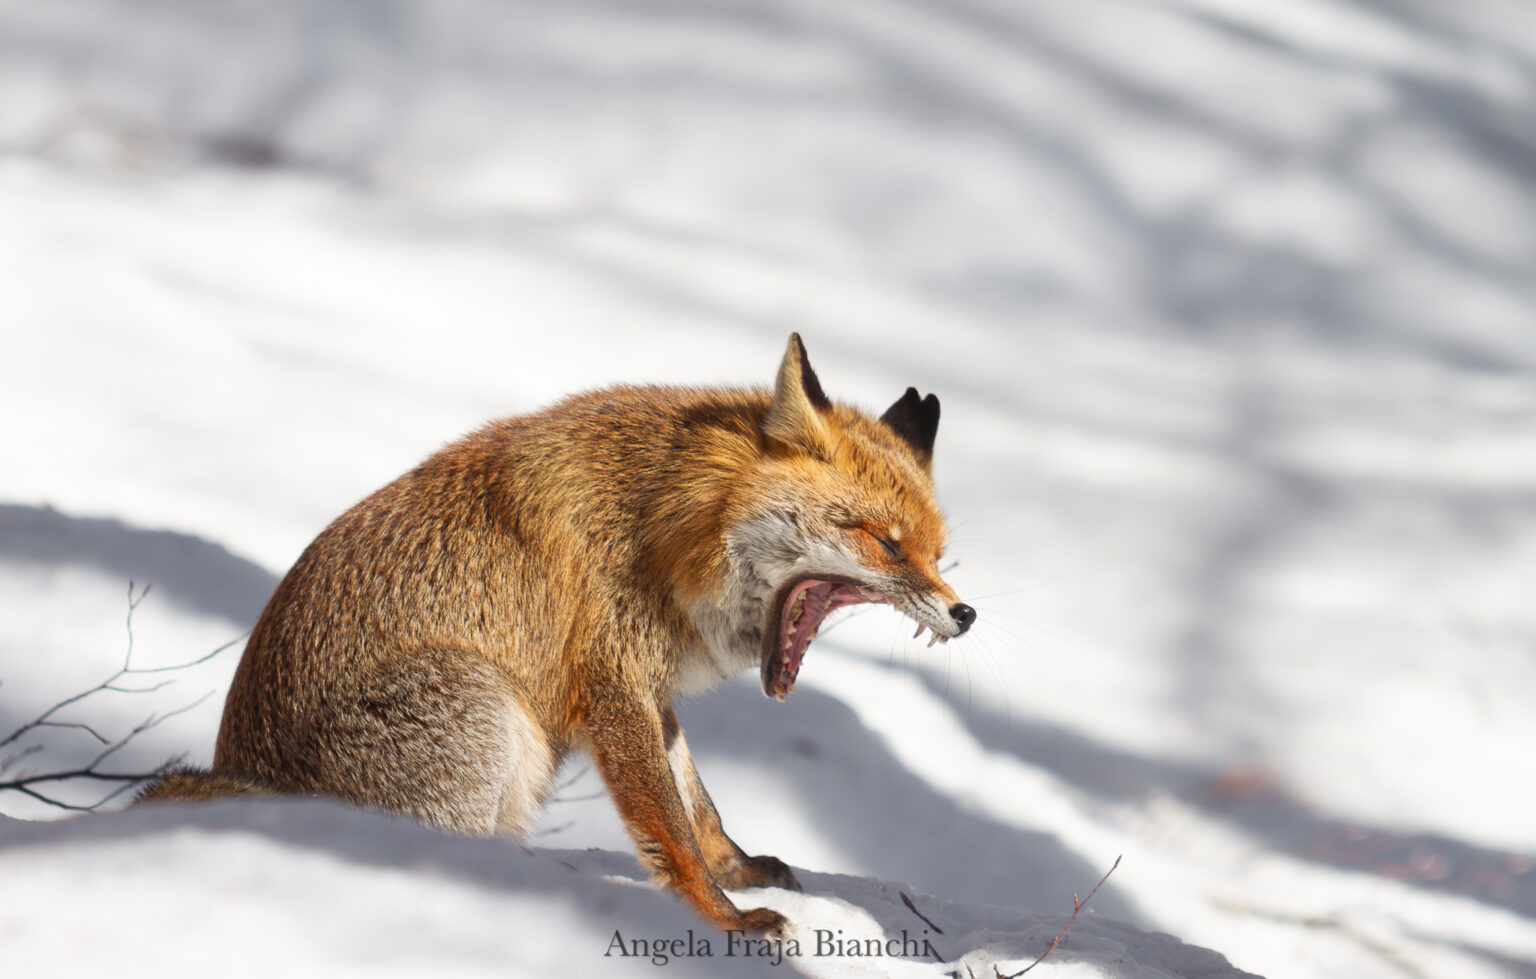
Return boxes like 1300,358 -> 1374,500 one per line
877,536 -> 903,560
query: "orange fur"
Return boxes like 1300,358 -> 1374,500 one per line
136,334 -> 972,935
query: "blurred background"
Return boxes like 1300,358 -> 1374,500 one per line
2,2 -> 1534,976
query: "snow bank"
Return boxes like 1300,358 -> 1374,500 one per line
0,800 -> 1254,978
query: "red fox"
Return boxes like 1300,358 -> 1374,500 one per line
139,334 -> 974,935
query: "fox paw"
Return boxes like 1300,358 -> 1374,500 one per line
733,906 -> 792,938
719,854 -> 801,892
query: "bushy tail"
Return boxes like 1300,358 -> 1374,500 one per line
135,766 -> 277,804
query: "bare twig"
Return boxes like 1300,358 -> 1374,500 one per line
901,891 -> 945,934
533,764 -> 605,836
8,754 -> 188,812
0,743 -> 44,775
546,762 -> 605,804
0,582 -> 239,812
998,855 -> 1122,978
897,891 -> 948,963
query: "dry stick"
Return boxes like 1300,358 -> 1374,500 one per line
548,763 -> 605,804
0,581 -> 241,810
2,695 -> 209,793
1,583 -> 240,755
536,764 -> 607,834
901,891 -> 945,934
997,855 -> 1122,978
898,891 -> 949,964
0,743 -> 44,774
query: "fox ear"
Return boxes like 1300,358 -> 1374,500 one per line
881,387 -> 940,468
764,333 -> 833,455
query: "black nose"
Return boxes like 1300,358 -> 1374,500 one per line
949,603 -> 976,635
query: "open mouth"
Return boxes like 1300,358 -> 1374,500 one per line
762,578 -> 888,701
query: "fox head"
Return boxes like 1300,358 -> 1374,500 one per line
718,334 -> 975,701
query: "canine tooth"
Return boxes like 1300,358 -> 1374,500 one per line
927,633 -> 940,648
913,624 -> 925,639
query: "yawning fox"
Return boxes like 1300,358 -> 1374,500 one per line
140,334 -> 975,935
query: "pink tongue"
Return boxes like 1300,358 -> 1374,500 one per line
772,581 -> 887,698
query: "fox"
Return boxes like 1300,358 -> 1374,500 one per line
138,333 -> 975,935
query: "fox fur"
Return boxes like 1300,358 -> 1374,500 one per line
137,334 -> 974,935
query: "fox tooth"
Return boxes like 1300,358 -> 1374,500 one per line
927,633 -> 940,648
913,624 -> 925,639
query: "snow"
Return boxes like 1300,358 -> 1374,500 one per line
3,0 -> 1535,976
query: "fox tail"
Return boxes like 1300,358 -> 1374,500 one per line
135,766 -> 276,804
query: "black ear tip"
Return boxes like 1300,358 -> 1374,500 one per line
891,387 -> 920,413
880,385 -> 941,461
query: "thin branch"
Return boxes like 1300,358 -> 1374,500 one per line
547,763 -> 605,804
901,891 -> 945,934
898,891 -> 949,963
552,763 -> 589,793
129,632 -> 247,674
5,754 -> 187,812
0,743 -> 44,775
0,581 -> 238,812
998,855 -> 1122,978
0,681 -> 114,751
3,692 -> 207,788
91,766 -> 173,809
103,679 -> 176,695
2,582 -> 247,751
30,720 -> 112,745
73,689 -> 214,779
11,783 -> 100,813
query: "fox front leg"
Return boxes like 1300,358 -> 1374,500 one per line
584,699 -> 790,936
661,708 -> 800,892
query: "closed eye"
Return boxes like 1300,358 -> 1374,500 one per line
877,536 -> 903,560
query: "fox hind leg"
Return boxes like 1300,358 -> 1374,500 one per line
492,691 -> 558,837
314,649 -> 555,837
